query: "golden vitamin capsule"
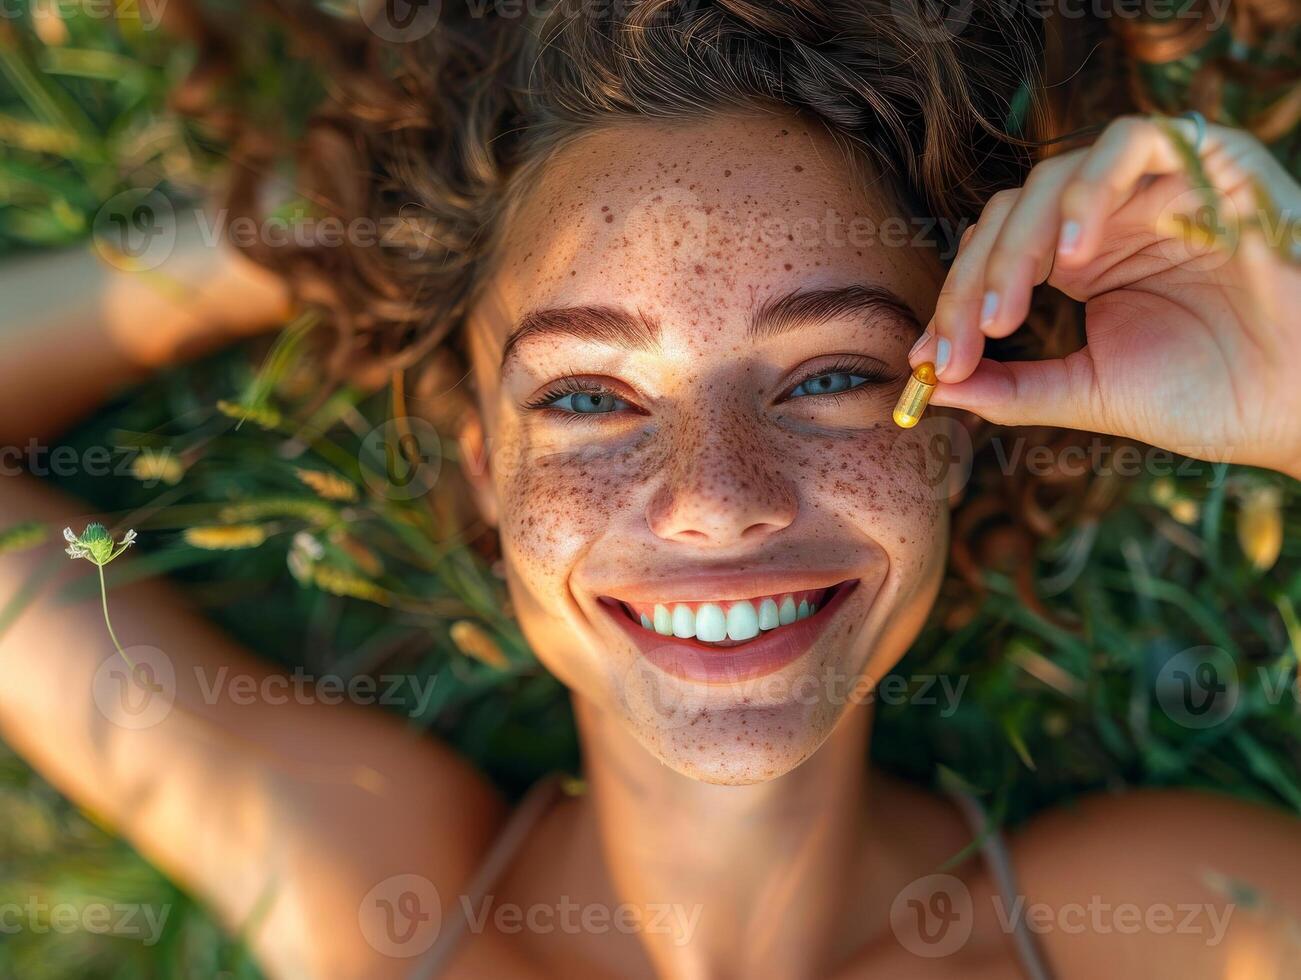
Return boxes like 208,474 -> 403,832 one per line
893,362 -> 937,429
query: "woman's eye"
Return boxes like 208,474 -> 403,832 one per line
547,391 -> 628,414
789,371 -> 867,398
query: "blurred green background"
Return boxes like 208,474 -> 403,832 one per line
1,3 -> 1299,977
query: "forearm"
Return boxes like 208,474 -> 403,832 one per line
0,214 -> 290,445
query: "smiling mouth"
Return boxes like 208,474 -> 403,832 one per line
598,579 -> 861,683
606,586 -> 840,647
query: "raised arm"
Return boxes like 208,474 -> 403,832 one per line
0,212 -> 290,444
0,229 -> 505,977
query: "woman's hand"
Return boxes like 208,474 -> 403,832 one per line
909,114 -> 1301,481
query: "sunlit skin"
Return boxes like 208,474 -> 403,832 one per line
2,107 -> 1301,980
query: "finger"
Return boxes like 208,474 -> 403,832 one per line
1056,113 -> 1213,269
918,189 -> 1019,383
978,151 -> 1084,339
928,352 -> 1107,432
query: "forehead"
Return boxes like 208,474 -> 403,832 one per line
475,112 -> 939,352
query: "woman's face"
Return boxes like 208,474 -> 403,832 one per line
464,113 -> 950,784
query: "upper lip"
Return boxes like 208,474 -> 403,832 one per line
595,569 -> 857,605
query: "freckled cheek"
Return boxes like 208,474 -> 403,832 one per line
796,425 -> 947,569
494,429 -> 669,590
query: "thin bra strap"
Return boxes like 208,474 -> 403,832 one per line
406,772 -> 567,980
945,787 -> 1057,980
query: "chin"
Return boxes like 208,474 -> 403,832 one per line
614,649 -> 855,785
632,707 -> 843,786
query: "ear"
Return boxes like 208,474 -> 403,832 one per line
457,409 -> 499,528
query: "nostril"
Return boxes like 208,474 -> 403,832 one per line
740,520 -> 785,540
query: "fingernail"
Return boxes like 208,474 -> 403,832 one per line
935,336 -> 951,376
908,327 -> 933,359
979,291 -> 999,327
1058,220 -> 1081,255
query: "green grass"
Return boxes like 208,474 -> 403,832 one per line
1,4 -> 1299,977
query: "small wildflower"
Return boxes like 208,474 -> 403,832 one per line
1169,498 -> 1200,526
287,547 -> 315,584
216,399 -> 282,430
130,449 -> 185,487
292,530 -> 325,561
296,468 -> 359,502
183,524 -> 267,550
0,521 -> 48,556
560,776 -> 588,796
63,524 -> 136,566
329,528 -> 383,576
219,497 -> 336,527
311,565 -> 391,606
1150,477 -> 1176,506
287,531 -> 324,584
1237,485 -> 1283,572
63,524 -> 138,672
449,620 -> 508,670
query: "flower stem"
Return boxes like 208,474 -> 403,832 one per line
97,562 -> 136,672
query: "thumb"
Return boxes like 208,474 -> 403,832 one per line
927,354 -> 1106,431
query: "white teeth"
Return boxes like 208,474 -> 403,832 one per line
695,603 -> 727,642
653,604 -> 673,636
671,604 -> 695,638
632,590 -> 828,643
726,600 -> 759,641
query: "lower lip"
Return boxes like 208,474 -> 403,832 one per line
601,581 -> 860,684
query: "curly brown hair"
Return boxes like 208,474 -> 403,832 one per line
166,0 -> 1296,625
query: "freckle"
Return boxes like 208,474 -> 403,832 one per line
724,169 -> 732,177
694,264 -> 705,274
793,164 -> 803,172
604,214 -> 614,223
570,270 -> 576,276
783,263 -> 792,271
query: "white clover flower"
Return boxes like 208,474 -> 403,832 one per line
63,524 -> 137,566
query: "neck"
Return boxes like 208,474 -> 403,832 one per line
574,696 -> 875,980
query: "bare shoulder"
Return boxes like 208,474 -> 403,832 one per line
1004,788 -> 1301,979
240,703 -> 509,979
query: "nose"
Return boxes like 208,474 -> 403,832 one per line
646,410 -> 797,547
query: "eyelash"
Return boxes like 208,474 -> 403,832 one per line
522,376 -> 633,416
523,357 -> 895,419
783,357 -> 895,402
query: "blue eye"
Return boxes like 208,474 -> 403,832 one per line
546,391 -> 628,414
789,371 -> 868,398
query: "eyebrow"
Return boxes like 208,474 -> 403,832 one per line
501,284 -> 920,370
